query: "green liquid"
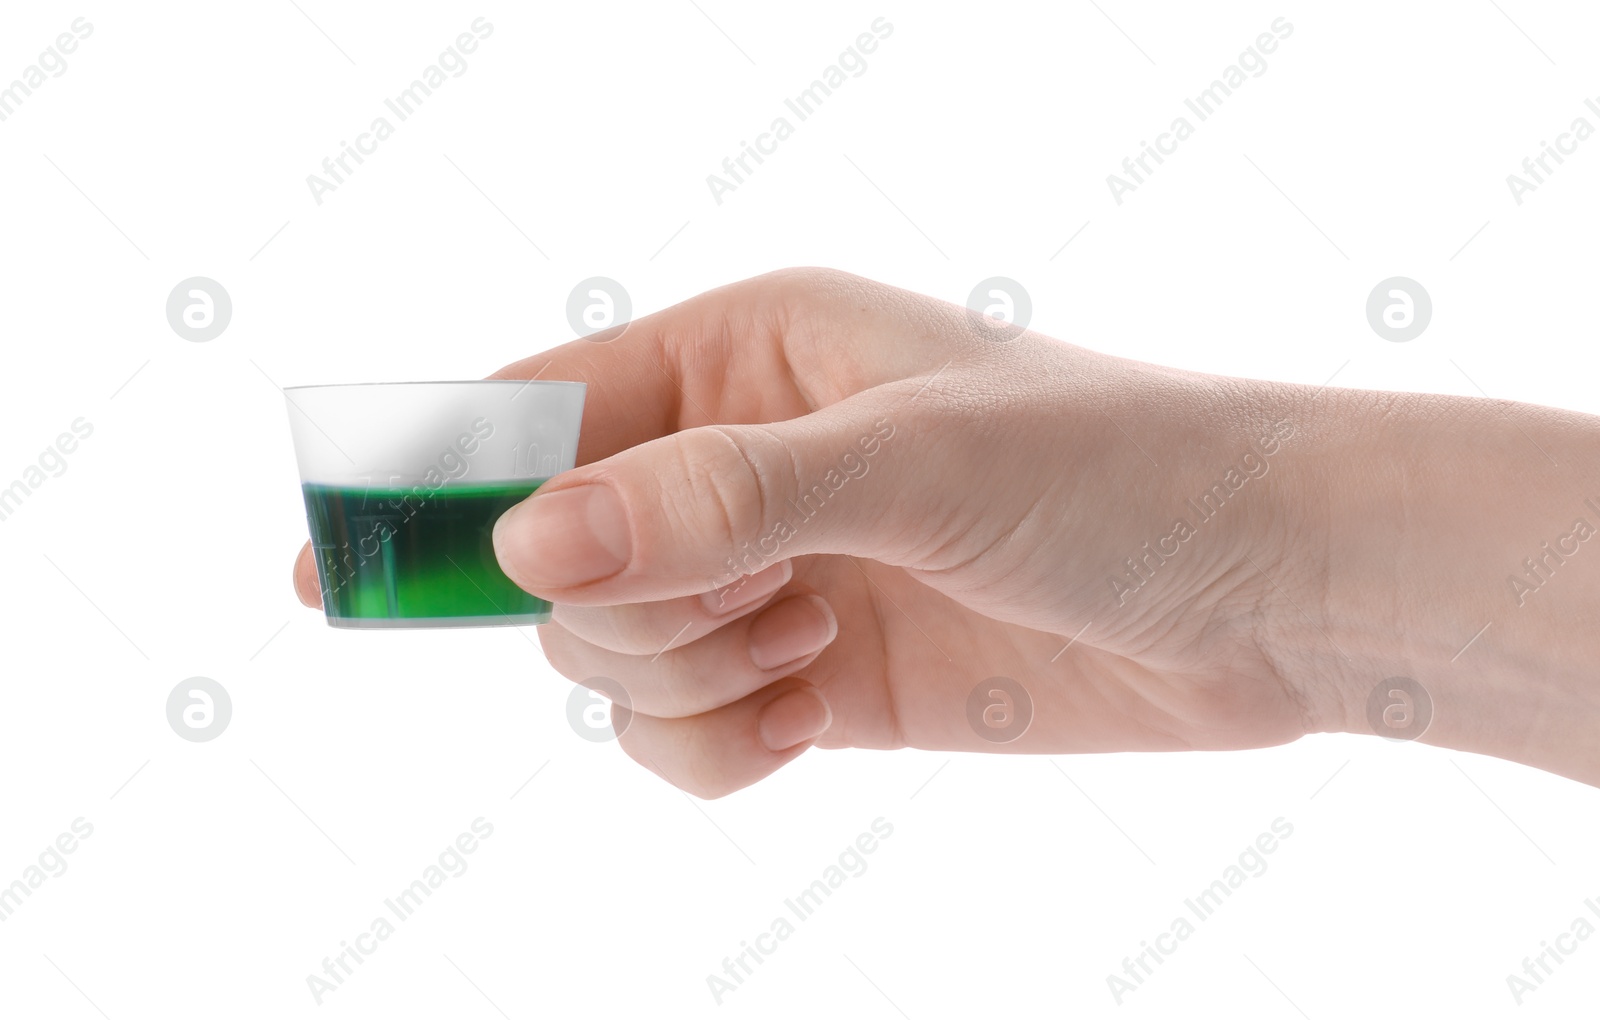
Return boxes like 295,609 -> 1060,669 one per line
302,480 -> 547,627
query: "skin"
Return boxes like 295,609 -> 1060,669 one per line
291,268 -> 1600,796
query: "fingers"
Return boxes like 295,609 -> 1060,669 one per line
486,272 -> 782,463
549,560 -> 792,655
493,388 -> 956,607
288,268 -> 962,610
614,677 -> 833,799
293,543 -> 319,608
543,593 -> 838,718
484,268 -> 941,464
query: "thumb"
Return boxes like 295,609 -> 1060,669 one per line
492,388 -> 938,605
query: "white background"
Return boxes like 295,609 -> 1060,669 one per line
2,1 -> 1598,1016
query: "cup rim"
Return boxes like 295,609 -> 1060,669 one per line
283,379 -> 586,393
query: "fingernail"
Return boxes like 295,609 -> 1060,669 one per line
701,560 -> 792,616
758,686 -> 831,752
493,483 -> 631,590
747,595 -> 836,671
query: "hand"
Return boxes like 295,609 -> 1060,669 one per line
292,268 -> 1600,796
296,268 -> 1335,795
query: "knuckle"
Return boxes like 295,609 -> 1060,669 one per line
672,426 -> 786,552
560,603 -> 692,658
678,745 -> 739,799
770,265 -> 873,306
686,775 -> 737,800
615,730 -> 669,785
769,265 -> 846,289
606,608 -> 684,658
617,728 -> 735,799
537,625 -> 587,681
649,663 -> 712,720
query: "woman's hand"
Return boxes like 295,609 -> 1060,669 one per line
293,268 -> 1600,795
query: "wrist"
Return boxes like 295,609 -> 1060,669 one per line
1275,387 -> 1600,784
